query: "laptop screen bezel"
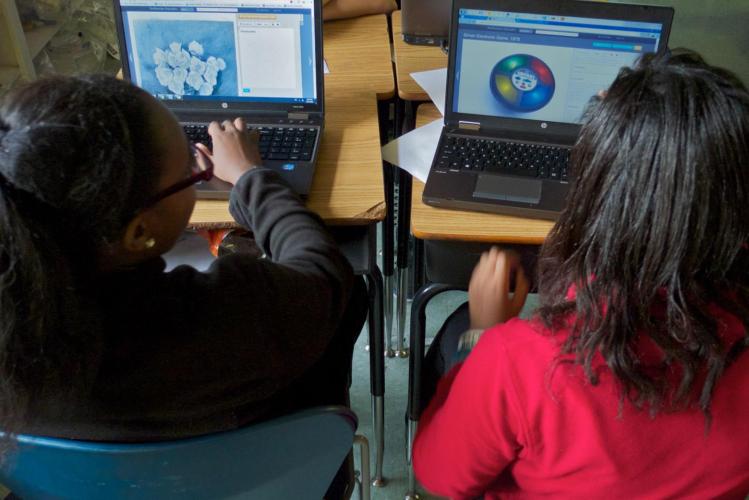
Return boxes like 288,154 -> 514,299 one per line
444,0 -> 674,140
113,0 -> 325,115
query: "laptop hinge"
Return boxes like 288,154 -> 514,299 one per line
288,112 -> 310,120
458,120 -> 480,131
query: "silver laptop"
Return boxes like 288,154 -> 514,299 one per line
422,0 -> 673,219
114,0 -> 325,197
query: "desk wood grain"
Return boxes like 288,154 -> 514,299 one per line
391,10 -> 448,101
323,14 -> 395,99
189,15 -> 394,229
410,104 -> 554,244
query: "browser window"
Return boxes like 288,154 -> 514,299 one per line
453,9 -> 664,123
119,0 -> 317,104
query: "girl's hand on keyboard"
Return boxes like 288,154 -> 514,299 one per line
468,248 -> 529,330
201,117 -> 262,185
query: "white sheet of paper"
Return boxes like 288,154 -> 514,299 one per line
410,68 -> 447,116
324,59 -> 330,74
381,118 -> 443,183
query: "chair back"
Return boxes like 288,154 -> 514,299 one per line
0,405 -> 356,500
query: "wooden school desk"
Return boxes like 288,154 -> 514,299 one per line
391,10 -> 448,103
188,14 -> 394,487
189,14 -> 393,228
405,104 -> 555,499
390,10 -> 449,359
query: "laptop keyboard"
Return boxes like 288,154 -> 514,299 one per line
435,136 -> 571,181
183,124 -> 318,162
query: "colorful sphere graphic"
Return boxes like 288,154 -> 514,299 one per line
490,54 -> 555,112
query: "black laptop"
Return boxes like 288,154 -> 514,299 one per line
422,0 -> 673,219
401,0 -> 451,46
113,0 -> 325,197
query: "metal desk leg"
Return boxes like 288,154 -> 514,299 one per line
395,167 -> 413,358
378,99 -> 396,358
384,273 -> 395,357
405,282 -> 457,500
413,233 -> 425,295
406,418 -> 420,500
331,225 -> 388,487
392,96 -> 404,359
395,265 -> 410,358
382,161 -> 396,358
365,268 -> 386,487
395,96 -> 406,137
394,99 -> 419,358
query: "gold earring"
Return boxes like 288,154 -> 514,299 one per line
144,238 -> 156,249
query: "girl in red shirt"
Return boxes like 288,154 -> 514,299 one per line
414,50 -> 749,499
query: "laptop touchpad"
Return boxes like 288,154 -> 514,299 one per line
473,175 -> 542,204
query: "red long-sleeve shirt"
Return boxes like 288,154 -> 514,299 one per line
413,309 -> 749,499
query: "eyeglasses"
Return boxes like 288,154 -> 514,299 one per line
140,144 -> 213,210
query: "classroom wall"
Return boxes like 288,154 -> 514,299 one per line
610,0 -> 749,84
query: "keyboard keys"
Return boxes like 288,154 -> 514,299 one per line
436,135 -> 570,181
182,123 -> 319,163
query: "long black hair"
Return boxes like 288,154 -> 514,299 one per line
538,50 -> 749,417
0,75 -> 161,449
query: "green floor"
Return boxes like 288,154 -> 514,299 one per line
348,289 -> 467,500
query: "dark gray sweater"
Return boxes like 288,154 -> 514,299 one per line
28,168 -> 354,441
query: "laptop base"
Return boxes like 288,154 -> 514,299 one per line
196,159 -> 316,199
422,188 -> 562,221
403,34 -> 447,47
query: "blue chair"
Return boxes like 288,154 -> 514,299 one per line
0,405 -> 370,500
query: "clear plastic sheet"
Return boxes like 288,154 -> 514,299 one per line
43,24 -> 107,74
73,0 -> 119,59
29,0 -> 121,77
16,0 -> 72,24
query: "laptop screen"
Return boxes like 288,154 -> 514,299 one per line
118,0 -> 318,105
452,8 -> 665,124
